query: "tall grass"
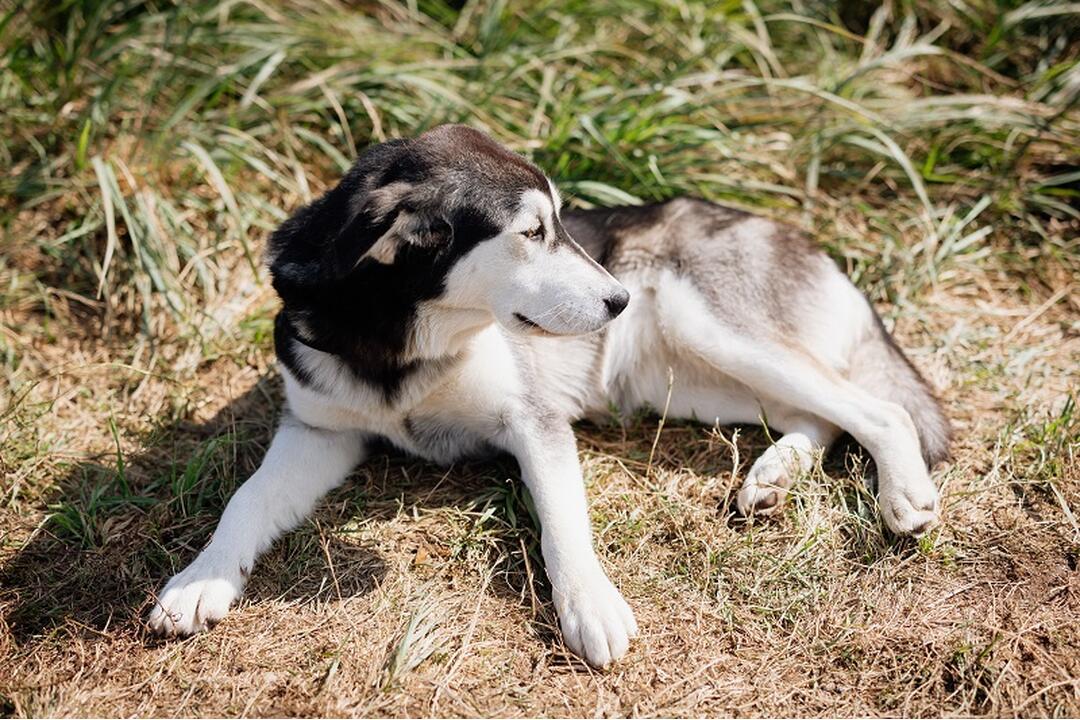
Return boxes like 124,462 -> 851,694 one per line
1,0 -> 1077,338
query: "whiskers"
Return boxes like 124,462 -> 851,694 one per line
530,298 -> 596,333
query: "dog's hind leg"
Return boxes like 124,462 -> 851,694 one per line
655,276 -> 939,536
148,415 -> 365,635
736,413 -> 840,516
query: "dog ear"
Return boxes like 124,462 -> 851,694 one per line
362,206 -> 452,265
269,139 -> 448,289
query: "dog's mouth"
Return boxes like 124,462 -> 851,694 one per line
513,312 -> 557,337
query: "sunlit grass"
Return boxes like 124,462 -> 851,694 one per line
2,0 -> 1076,341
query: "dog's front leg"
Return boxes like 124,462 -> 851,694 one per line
148,415 -> 365,635
501,417 -> 637,668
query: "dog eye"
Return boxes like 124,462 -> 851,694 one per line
522,225 -> 543,240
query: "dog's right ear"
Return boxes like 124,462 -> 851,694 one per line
268,139 -> 426,288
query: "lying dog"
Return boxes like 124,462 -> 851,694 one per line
149,124 -> 950,667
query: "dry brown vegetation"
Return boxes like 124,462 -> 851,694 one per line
2,0 -> 1079,716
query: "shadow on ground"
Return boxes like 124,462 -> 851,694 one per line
2,378 -> 383,646
0,372 -> 893,652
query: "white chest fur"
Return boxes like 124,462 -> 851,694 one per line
281,325 -> 527,464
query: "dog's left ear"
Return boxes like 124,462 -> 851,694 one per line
270,138 -> 454,290
362,205 -> 453,265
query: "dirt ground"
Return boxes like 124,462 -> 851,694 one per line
2,239 -> 1078,717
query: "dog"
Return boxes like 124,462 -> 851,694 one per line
149,124 -> 951,668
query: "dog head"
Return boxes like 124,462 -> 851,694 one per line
269,125 -> 629,338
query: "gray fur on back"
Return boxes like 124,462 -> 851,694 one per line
564,198 -> 835,337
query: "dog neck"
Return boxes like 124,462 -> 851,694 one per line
405,303 -> 494,362
277,301 -> 495,401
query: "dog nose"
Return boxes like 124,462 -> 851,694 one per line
604,289 -> 630,318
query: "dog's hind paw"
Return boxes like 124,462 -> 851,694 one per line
736,446 -> 803,516
552,568 -> 637,668
878,478 -> 940,536
148,554 -> 245,636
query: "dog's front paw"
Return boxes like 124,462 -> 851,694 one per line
148,554 -> 245,636
552,568 -> 637,668
878,473 -> 940,536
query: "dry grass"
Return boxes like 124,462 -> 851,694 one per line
2,0 -> 1079,716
